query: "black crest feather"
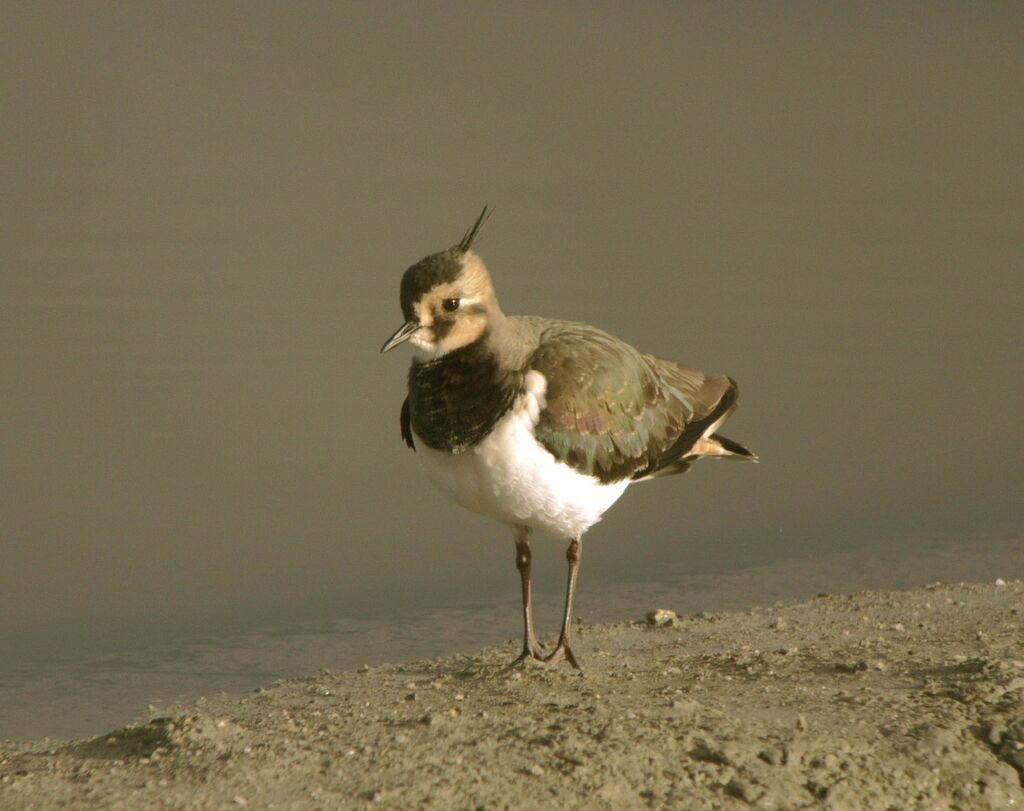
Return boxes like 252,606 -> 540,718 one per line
457,205 -> 493,253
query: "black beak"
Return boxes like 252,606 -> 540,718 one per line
381,320 -> 419,353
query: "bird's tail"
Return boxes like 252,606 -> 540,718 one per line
690,432 -> 758,462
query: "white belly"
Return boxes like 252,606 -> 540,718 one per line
414,371 -> 629,539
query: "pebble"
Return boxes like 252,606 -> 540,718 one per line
232,797 -> 248,807
528,763 -> 545,776
726,777 -> 764,804
988,720 -> 1008,745
646,609 -> 680,627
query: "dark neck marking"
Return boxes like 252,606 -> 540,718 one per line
407,337 -> 522,453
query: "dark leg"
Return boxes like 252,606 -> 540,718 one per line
544,536 -> 583,670
510,527 -> 544,665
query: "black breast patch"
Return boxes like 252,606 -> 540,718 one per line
400,397 -> 415,450
407,340 -> 523,453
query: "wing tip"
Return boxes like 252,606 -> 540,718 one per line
709,432 -> 757,461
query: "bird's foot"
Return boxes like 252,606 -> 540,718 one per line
507,642 -> 545,668
543,640 -> 583,672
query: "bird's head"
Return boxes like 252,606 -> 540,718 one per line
381,207 -> 502,359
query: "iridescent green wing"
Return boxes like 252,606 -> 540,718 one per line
529,322 -> 728,483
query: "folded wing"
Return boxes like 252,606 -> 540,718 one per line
529,322 -> 750,484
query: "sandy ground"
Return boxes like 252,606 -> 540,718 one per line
2,580 -> 1022,810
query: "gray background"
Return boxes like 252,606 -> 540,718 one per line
3,3 -> 1021,670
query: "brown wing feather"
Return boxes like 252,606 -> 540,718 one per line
631,376 -> 738,479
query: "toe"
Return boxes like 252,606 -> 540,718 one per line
543,644 -> 583,671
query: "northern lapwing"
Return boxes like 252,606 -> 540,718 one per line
381,207 -> 756,670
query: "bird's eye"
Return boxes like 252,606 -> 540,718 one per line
442,298 -> 460,312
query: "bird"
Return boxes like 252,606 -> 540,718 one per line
381,207 -> 756,670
